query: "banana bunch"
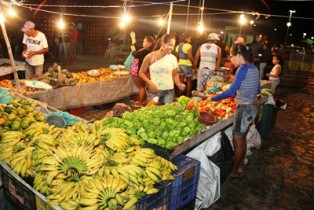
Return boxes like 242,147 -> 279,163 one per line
130,148 -> 156,167
9,146 -> 35,177
101,128 -> 132,152
0,131 -> 24,162
68,121 -> 90,134
46,181 -> 83,206
79,177 -> 128,210
24,122 -> 51,140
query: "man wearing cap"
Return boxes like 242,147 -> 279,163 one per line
193,32 -> 222,91
21,21 -> 48,79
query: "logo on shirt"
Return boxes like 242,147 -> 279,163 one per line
26,38 -> 41,45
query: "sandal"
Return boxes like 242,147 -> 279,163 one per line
133,102 -> 143,108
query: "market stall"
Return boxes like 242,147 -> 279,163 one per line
0,58 -> 25,78
26,74 -> 137,110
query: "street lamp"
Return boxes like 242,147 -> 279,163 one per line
285,10 -> 296,45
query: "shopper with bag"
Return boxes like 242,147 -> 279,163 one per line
207,44 -> 261,177
129,31 -> 154,107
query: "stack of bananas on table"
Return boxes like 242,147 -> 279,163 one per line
0,119 -> 178,210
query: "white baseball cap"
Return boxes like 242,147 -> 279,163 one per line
208,33 -> 220,40
21,21 -> 35,32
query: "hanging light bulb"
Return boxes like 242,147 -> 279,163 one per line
57,17 -> 65,30
8,4 -> 17,17
197,21 -> 204,34
122,13 -> 131,23
157,17 -> 165,26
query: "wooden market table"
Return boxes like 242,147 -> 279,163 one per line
0,58 -> 25,79
169,95 -> 269,159
26,75 -> 137,110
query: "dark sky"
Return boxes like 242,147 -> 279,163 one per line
10,0 -> 314,44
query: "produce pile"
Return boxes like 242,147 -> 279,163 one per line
0,79 -> 43,94
72,68 -> 129,84
102,96 -> 206,149
0,98 -> 44,133
188,92 -> 237,120
0,97 -> 178,210
37,63 -> 77,88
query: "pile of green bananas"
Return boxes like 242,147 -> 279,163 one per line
0,118 -> 178,210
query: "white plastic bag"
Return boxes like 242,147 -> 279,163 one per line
204,132 -> 221,157
186,140 -> 220,210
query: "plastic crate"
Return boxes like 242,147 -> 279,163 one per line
136,181 -> 171,210
178,198 -> 196,210
169,155 -> 200,210
0,161 -> 57,210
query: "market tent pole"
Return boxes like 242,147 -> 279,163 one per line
0,9 -> 21,93
167,3 -> 173,34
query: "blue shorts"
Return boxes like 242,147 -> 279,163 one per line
178,65 -> 192,77
233,104 -> 258,136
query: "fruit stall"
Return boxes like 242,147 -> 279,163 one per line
0,80 -> 271,210
0,58 -> 26,80
0,63 -> 138,111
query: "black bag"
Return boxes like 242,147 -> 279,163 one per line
208,130 -> 234,179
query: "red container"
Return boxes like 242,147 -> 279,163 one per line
67,107 -> 86,116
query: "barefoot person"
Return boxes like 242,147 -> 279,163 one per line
207,44 -> 261,177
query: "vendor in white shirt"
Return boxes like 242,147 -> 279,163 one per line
21,21 -> 49,79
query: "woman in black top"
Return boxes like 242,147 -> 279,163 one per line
130,32 -> 154,107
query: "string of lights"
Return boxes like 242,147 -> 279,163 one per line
2,0 -> 313,21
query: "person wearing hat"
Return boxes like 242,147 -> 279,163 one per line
21,21 -> 48,79
207,43 -> 261,178
193,32 -> 222,91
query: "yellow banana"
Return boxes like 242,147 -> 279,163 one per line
115,193 -> 125,206
46,170 -> 60,185
79,198 -> 99,206
145,167 -> 162,178
80,204 -> 99,210
122,197 -> 138,210
59,200 -> 78,210
145,187 -> 159,194
146,171 -> 160,183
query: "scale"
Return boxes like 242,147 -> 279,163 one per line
206,67 -> 231,93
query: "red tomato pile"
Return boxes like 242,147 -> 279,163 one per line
187,92 -> 237,120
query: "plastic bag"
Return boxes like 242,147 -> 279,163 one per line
204,132 -> 221,157
129,58 -> 139,76
123,52 -> 134,70
187,139 -> 220,209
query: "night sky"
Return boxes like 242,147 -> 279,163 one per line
5,0 -> 314,44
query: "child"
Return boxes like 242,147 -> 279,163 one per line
266,54 -> 281,95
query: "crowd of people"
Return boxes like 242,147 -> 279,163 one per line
126,31 -> 283,107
